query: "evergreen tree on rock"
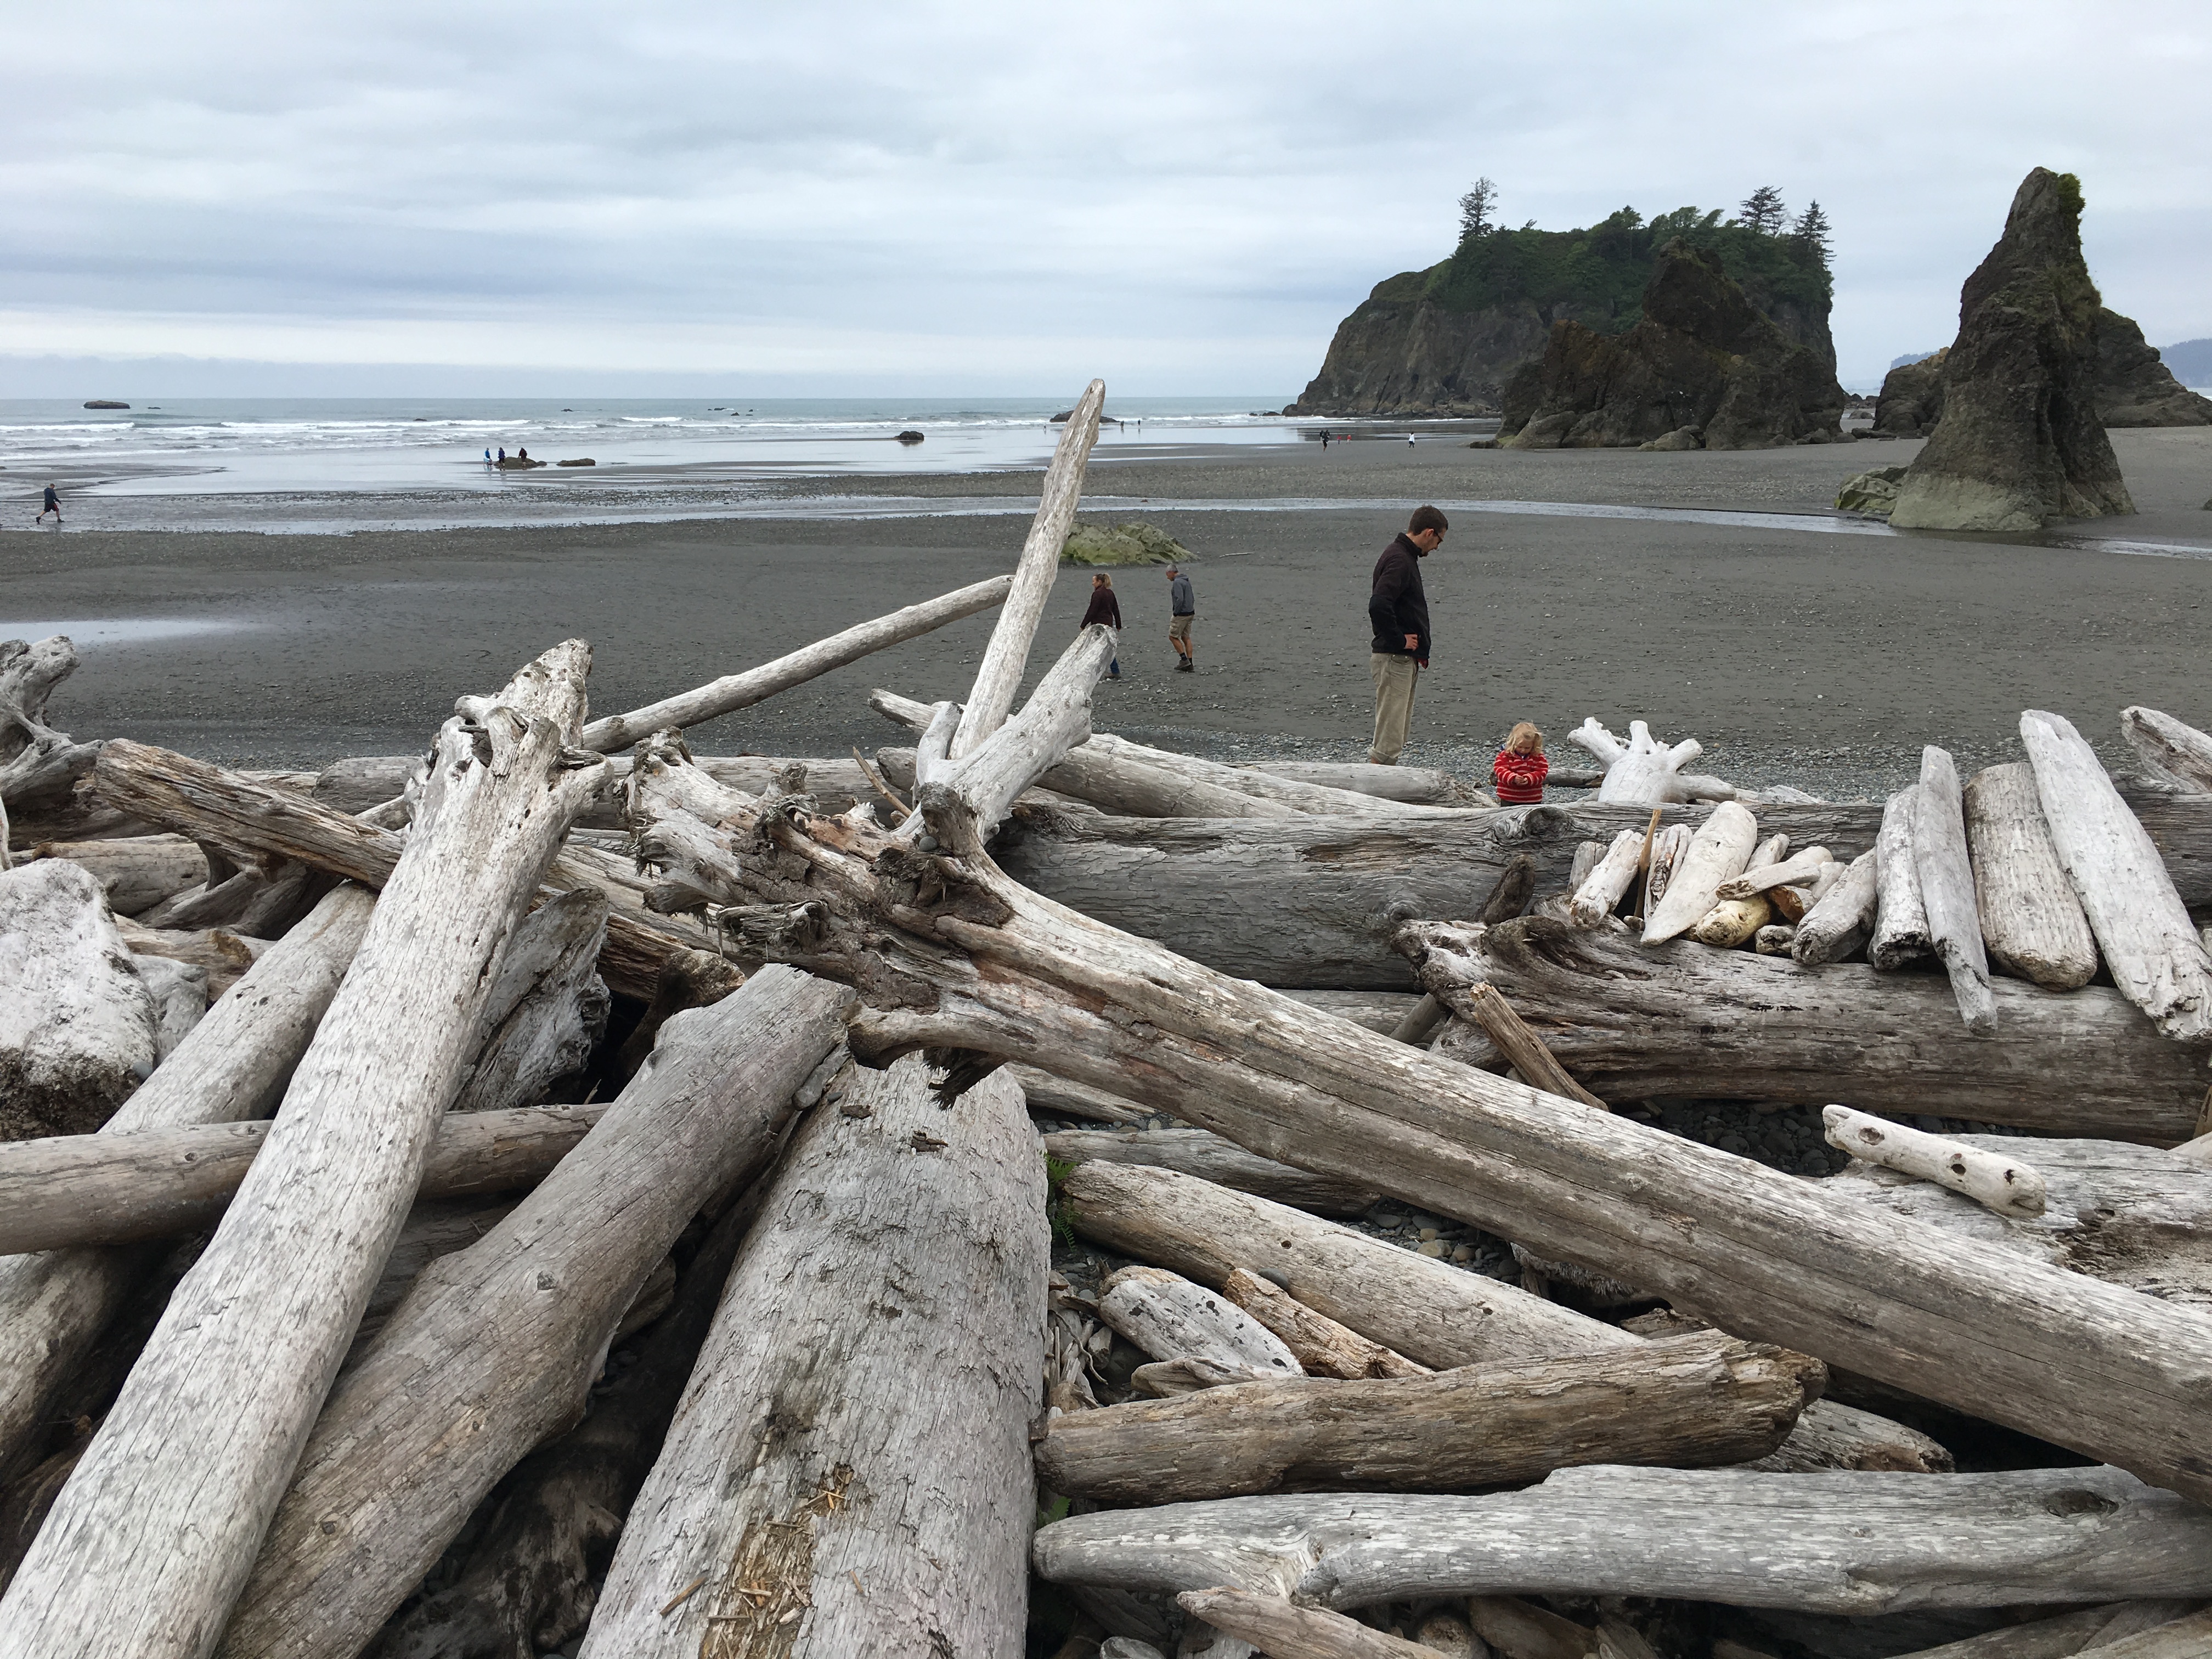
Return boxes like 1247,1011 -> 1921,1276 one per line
1738,185 -> 1786,236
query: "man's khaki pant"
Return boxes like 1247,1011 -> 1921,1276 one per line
1368,652 -> 1419,764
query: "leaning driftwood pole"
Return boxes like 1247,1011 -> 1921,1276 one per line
1913,747 -> 1997,1033
1177,1590 -> 1454,1659
0,644 -> 606,1659
950,379 -> 1104,758
577,574 -> 1014,752
2121,705 -> 2212,793
624,743 -> 2212,1501
1963,760 -> 2098,990
216,968 -> 848,1659
0,1102 -> 606,1255
0,858 -> 155,1142
582,1058 -> 1047,1657
0,883 -> 374,1483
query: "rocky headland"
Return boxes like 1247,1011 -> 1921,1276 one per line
1496,240 -> 1849,450
1888,168 -> 2135,532
1287,202 -> 1836,417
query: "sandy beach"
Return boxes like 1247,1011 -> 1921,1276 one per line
4,426 -> 2209,799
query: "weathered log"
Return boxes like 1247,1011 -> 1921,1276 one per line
610,944 -> 746,1081
1099,1265 -> 1304,1387
1389,994 -> 1452,1046
0,857 -> 156,1141
1871,786 -> 1933,968
91,738 -> 706,999
1914,748 -> 1997,1032
1964,761 -> 2098,990
1015,1063 -> 1149,1124
631,744 -> 2212,1501
579,575 -> 1014,752
2022,708 -> 2212,1042
1688,894 -> 1770,947
580,1057 -> 1048,1658
449,888 -> 608,1115
1764,858 -> 1839,925
1736,1394 -> 1952,1474
365,1163 -> 777,1659
1035,1330 -> 1815,1505
215,967 -> 847,1659
1177,1589 -> 1452,1659
0,884 -> 374,1482
1641,801 -> 1755,944
316,751 -> 877,826
0,638 -> 101,821
1424,916 -> 2204,1141
1640,822 -> 1690,914
1218,1268 -> 1429,1379
1031,1464 -> 2212,1615
1063,1162 -> 1618,1368
1826,1134 -> 2212,1304
1245,760 -> 1471,806
1085,733 -> 1463,818
0,1103 -> 605,1256
1824,1105 -> 2046,1219
1411,1612 -> 1484,1659
1043,1127 -> 1379,1216
2122,706 -> 2212,793
1716,847 -> 1831,901
0,646 -> 606,1657
1568,830 -> 1643,927
31,835 -> 207,916
1570,719 -> 1703,807
1752,923 -> 1796,954
1893,1602 -> 2212,1658
132,955 -> 207,1062
116,917 -> 268,1001
1444,982 -> 1608,1110
1791,849 -> 1877,964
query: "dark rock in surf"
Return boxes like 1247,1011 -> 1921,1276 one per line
1890,170 -> 2134,531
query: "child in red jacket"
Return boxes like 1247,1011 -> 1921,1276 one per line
1492,722 -> 1549,804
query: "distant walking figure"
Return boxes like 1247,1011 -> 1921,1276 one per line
498,447 -> 507,463
1493,722 -> 1549,803
1166,565 -> 1196,672
1082,573 -> 1123,679
1321,431 -> 1330,449
1367,505 -> 1446,765
484,448 -> 493,466
36,483 -> 60,524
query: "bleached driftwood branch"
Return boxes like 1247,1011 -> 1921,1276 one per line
1822,1105 -> 2047,1220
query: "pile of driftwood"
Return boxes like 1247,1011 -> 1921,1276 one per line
6,380 -> 2212,1659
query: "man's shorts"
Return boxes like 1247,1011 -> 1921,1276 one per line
1169,614 -> 1193,642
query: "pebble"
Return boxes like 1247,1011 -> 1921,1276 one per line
1418,1240 -> 1447,1257
1418,1227 -> 1439,1242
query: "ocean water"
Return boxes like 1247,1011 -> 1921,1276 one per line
0,395 -> 1329,532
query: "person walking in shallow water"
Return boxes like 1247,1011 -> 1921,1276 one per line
35,483 -> 60,524
1367,505 -> 1447,764
1166,565 -> 1195,672
1081,572 -> 1123,679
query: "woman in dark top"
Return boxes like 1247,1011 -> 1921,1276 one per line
1081,573 -> 1123,679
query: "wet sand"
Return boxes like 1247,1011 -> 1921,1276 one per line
4,428 -> 2209,798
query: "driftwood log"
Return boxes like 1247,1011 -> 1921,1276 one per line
2022,708 -> 2212,1042
0,883 -> 374,1482
214,967 -> 849,1659
1886,1601 -> 2208,1659
1964,761 -> 2098,989
1570,718 -> 1703,807
0,1102 -> 605,1255
0,644 -> 606,1657
625,738 -> 2212,1500
1218,1269 -> 1427,1380
1031,1464 -> 2212,1615
1034,1330 -> 1818,1504
132,954 -> 207,1062
1043,1126 -> 1379,1216
1178,1589 -> 1457,1659
1422,916 -> 2206,1142
1822,1106 -> 2046,1220
1914,747 -> 1997,1032
89,737 -> 705,999
1640,802 -> 1755,944
1871,786 -> 1933,969
1098,1265 -> 1304,1386
0,857 -> 156,1141
0,637 -> 101,833
2121,705 -> 2212,792
1790,848 -> 1878,965
447,887 -> 608,1115
580,1057 -> 1047,1658
30,835 -> 208,917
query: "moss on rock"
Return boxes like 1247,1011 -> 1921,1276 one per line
1060,522 -> 1192,566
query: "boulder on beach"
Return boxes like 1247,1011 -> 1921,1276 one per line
895,430 -> 926,444
1875,349 -> 1947,437
1639,426 -> 1702,452
555,458 -> 595,467
1060,521 -> 1190,566
1836,464 -> 1909,517
1498,240 -> 1848,451
1889,170 -> 2134,533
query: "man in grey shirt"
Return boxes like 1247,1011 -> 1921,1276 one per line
1166,565 -> 1196,672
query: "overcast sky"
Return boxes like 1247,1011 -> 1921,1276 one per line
3,1 -> 2206,397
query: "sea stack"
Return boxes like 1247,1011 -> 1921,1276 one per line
1889,169 -> 2134,532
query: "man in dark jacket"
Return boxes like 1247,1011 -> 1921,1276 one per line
1367,505 -> 1446,764
1166,565 -> 1196,672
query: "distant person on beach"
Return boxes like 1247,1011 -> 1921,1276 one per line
1166,565 -> 1195,672
1493,722 -> 1549,803
1367,505 -> 1446,765
1082,573 -> 1123,679
36,483 -> 60,524
517,447 -> 529,461
484,448 -> 493,466
498,447 -> 507,463
1321,431 -> 1330,449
